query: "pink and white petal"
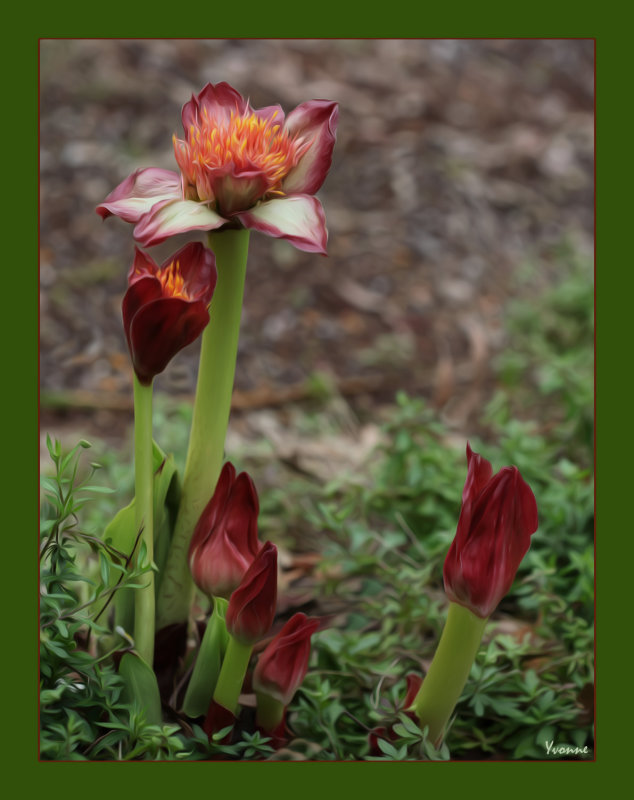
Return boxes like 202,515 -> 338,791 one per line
133,199 -> 228,247
282,101 -> 339,195
96,168 -> 181,222
235,196 -> 328,254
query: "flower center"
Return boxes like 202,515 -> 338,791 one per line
158,260 -> 189,300
175,108 -> 305,203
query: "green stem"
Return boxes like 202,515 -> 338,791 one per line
255,692 -> 285,733
212,634 -> 253,715
156,229 -> 250,630
132,376 -> 155,665
412,602 -> 488,745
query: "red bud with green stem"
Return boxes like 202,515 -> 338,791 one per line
253,612 -> 321,735
206,542 -> 278,734
412,443 -> 538,745
188,462 -> 261,600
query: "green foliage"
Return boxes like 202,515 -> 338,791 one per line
180,726 -> 275,761
283,249 -> 593,761
485,244 -> 593,460
40,244 -> 593,760
40,437 -> 184,761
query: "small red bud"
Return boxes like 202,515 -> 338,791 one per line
226,542 -> 278,645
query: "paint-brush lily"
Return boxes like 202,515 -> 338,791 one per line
97,82 -> 338,254
253,612 -> 321,737
226,541 -> 278,646
254,613 -> 320,707
443,443 -> 539,619
188,462 -> 261,600
121,242 -> 216,385
412,443 -> 539,745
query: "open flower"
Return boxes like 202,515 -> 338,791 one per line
443,443 -> 539,619
97,82 -> 338,254
122,242 -> 216,385
253,613 -> 321,707
188,462 -> 261,599
226,541 -> 278,645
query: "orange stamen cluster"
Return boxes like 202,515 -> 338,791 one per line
179,108 -> 302,195
158,260 -> 189,299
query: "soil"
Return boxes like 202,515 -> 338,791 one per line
39,38 -> 594,455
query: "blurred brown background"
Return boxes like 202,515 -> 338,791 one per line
39,38 -> 594,453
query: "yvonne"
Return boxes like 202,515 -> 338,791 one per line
544,740 -> 591,756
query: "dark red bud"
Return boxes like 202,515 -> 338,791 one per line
253,613 -> 320,706
443,443 -> 539,618
226,542 -> 278,645
188,462 -> 261,598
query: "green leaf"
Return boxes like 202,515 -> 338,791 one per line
377,738 -> 399,758
396,712 -> 424,737
182,598 -> 229,718
118,652 -> 162,726
103,502 -> 138,573
523,668 -> 539,695
212,724 -> 235,742
99,552 -> 110,587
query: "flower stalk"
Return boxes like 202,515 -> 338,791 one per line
255,691 -> 285,733
207,541 -> 277,726
156,228 -> 250,630
132,375 -> 155,665
411,602 -> 487,745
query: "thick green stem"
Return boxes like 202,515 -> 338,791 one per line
156,229 -> 250,630
412,602 -> 488,745
132,376 -> 155,665
255,692 -> 285,733
213,634 -> 253,715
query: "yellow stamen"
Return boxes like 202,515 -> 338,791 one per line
158,260 -> 189,300
177,107 -> 302,198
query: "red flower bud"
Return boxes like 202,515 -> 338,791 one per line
122,242 -> 216,385
226,541 -> 278,645
443,443 -> 539,619
253,613 -> 321,706
188,462 -> 261,599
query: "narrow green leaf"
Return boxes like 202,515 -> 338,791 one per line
118,652 -> 162,726
182,597 -> 229,717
